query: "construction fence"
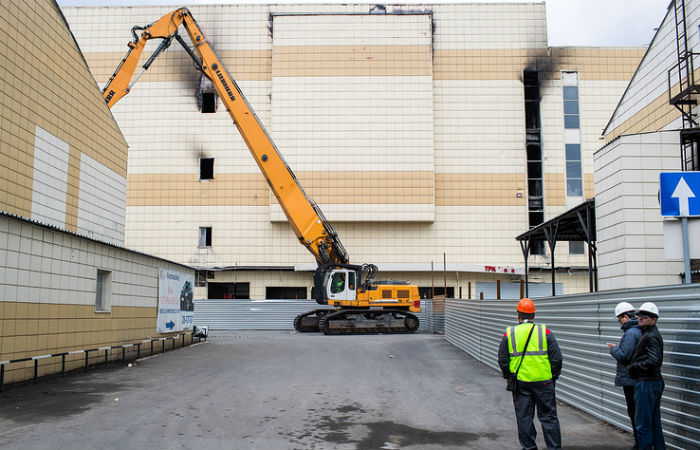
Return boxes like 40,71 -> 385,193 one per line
444,284 -> 700,450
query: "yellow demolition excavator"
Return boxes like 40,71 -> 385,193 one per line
102,8 -> 420,334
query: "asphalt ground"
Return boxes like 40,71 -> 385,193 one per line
0,331 -> 632,450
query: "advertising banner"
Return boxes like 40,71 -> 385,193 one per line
157,268 -> 195,333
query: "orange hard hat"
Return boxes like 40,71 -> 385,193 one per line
517,297 -> 536,314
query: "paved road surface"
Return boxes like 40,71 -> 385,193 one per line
0,331 -> 631,449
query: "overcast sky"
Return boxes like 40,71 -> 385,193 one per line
56,0 -> 670,47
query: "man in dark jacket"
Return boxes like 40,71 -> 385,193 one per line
627,302 -> 665,450
608,301 -> 642,449
498,298 -> 563,450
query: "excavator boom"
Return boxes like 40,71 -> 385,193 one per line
102,8 -> 420,334
102,8 -> 347,266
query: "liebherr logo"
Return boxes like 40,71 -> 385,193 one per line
215,69 -> 235,102
105,90 -> 115,102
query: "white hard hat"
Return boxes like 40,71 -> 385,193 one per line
638,302 -> 660,318
614,301 -> 635,318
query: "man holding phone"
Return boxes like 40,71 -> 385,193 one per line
608,301 -> 642,450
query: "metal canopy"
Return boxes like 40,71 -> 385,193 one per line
516,199 -> 597,296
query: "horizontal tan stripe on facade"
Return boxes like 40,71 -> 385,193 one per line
435,173 -> 526,206
603,68 -> 695,142
128,172 -> 435,206
84,50 -> 273,83
128,172 -> 590,207
434,48 -> 645,81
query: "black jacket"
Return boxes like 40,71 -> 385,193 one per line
627,324 -> 664,382
497,321 -> 563,382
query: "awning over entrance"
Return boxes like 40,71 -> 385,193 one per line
516,199 -> 597,296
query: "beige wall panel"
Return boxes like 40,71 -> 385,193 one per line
435,174 -> 526,206
544,173 -> 566,207
85,50 -> 272,83
434,48 -> 643,81
127,173 -> 270,207
129,172 -> 434,207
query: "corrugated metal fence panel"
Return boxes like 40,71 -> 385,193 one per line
194,299 -> 430,332
445,284 -> 700,450
475,281 -> 563,299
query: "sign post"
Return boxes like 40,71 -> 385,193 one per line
660,172 -> 700,284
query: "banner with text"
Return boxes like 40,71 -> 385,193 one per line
157,268 -> 195,333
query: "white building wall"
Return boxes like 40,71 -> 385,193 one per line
594,131 -> 684,289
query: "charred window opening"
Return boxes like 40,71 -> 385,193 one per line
524,70 -> 544,255
198,226 -> 212,248
200,158 -> 214,180
197,76 -> 218,113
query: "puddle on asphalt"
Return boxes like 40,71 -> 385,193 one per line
290,401 -> 497,449
0,377 -> 130,423
356,421 -> 497,449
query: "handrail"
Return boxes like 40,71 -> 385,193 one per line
0,332 -> 206,391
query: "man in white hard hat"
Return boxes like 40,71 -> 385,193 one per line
608,301 -> 642,450
627,302 -> 665,450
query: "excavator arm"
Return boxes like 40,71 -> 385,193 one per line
102,8 -> 348,266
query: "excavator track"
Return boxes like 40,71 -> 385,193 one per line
317,309 -> 419,335
293,309 -> 331,332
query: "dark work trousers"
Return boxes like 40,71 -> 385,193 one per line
623,385 -> 639,449
512,380 -> 562,450
634,381 -> 665,450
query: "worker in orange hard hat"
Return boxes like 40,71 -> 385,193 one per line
498,298 -> 563,450
516,297 -> 536,314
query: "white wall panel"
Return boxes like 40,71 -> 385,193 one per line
77,154 -> 127,244
31,126 -> 69,229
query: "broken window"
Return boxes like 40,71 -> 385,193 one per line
200,158 -> 214,180
197,76 -> 218,113
198,227 -> 212,248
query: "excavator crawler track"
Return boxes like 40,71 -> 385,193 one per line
317,309 -> 419,335
293,309 -> 331,333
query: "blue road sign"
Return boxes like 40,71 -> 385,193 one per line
660,172 -> 700,216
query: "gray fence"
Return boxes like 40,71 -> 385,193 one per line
193,299 -> 439,333
444,284 -> 700,450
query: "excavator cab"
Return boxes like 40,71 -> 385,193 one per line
326,269 -> 356,301
313,264 -> 361,305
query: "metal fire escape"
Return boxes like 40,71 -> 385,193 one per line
669,0 -> 700,171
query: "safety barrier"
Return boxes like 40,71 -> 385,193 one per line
193,298 -> 438,332
444,284 -> 700,450
0,332 -> 205,391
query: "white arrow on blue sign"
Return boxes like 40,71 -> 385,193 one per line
659,172 -> 700,216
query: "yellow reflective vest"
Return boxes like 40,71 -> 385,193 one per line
506,322 -> 552,382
